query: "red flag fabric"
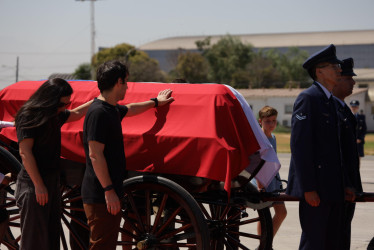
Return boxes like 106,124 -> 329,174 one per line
0,80 -> 260,192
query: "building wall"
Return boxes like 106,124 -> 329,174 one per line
242,91 -> 373,132
244,96 -> 296,127
264,44 -> 374,68
144,44 -> 374,73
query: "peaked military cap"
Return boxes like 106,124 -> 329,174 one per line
303,44 -> 343,70
341,57 -> 357,76
350,100 -> 360,107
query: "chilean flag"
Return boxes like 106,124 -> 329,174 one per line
0,80 -> 280,191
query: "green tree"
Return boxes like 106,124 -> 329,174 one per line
92,43 -> 133,67
92,43 -> 165,82
246,52 -> 281,88
265,47 -> 309,88
128,55 -> 166,82
174,52 -> 209,83
196,35 -> 254,84
73,63 -> 91,80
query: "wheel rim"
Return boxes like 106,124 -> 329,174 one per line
60,184 -> 89,250
119,176 -> 210,250
1,183 -> 21,250
196,198 -> 273,250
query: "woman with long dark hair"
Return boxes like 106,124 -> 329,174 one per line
15,78 -> 93,250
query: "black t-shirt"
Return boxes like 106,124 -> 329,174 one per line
81,98 -> 128,204
16,110 -> 70,178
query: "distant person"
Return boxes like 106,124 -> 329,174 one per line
15,78 -> 93,250
81,60 -> 174,249
286,44 -> 347,250
332,58 -> 362,250
253,106 -> 287,240
349,100 -> 367,157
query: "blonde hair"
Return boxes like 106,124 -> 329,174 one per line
259,106 -> 278,119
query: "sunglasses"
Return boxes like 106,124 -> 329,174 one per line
316,63 -> 341,70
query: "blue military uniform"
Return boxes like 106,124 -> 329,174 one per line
356,113 -> 367,156
336,58 -> 363,250
286,44 -> 345,250
350,100 -> 367,157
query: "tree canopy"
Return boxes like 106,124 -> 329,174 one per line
74,38 -> 310,88
73,63 -> 91,80
196,35 -> 254,85
172,52 -> 209,83
190,35 -> 310,88
91,43 -> 166,82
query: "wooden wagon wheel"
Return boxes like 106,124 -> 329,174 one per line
119,175 -> 210,250
0,145 -> 22,250
0,146 -> 91,250
60,184 -> 89,250
194,184 -> 273,250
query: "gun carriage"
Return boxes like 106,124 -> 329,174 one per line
1,80 -> 372,250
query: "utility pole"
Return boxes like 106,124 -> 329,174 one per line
76,0 -> 96,79
16,56 -> 19,83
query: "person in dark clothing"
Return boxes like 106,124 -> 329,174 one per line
332,57 -> 363,250
81,60 -> 174,250
286,44 -> 349,250
15,78 -> 93,250
0,172 -> 12,246
349,100 -> 367,157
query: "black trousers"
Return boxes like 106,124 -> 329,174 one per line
299,200 -> 344,250
15,169 -> 61,250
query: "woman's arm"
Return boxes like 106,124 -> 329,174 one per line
66,99 -> 94,123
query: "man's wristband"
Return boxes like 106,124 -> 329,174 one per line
103,184 -> 114,192
150,98 -> 158,107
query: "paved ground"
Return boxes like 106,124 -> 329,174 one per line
273,153 -> 374,250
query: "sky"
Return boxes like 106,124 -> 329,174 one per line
0,0 -> 374,89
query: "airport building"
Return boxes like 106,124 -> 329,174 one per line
139,30 -> 374,131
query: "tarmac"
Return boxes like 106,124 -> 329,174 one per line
273,153 -> 374,250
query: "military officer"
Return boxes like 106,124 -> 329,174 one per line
286,44 -> 346,250
349,100 -> 367,157
332,58 -> 363,250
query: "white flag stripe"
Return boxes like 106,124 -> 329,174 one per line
225,85 -> 281,187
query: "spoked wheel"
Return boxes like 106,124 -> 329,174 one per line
0,145 -> 22,249
60,184 -> 89,250
195,190 -> 273,249
1,183 -> 21,250
119,175 -> 210,250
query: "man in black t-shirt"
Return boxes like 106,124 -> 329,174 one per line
82,60 -> 174,249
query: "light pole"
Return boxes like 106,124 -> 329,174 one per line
16,56 -> 19,83
76,0 -> 96,79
